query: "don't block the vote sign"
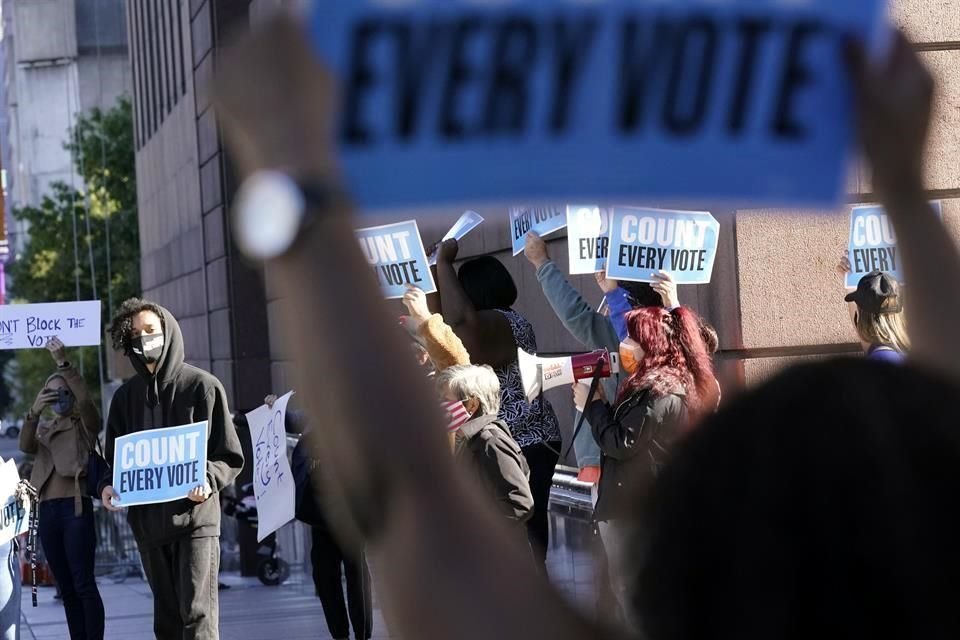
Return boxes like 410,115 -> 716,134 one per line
607,208 -> 720,285
567,206 -> 611,275
511,206 -> 567,255
356,220 -> 436,299
310,0 -> 883,210
0,301 -> 101,350
846,202 -> 943,289
114,422 -> 208,507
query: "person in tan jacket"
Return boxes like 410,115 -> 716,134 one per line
19,337 -> 104,640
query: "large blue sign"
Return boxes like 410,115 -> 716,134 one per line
113,422 -> 209,508
606,207 -> 720,285
356,219 -> 437,299
309,0 -> 884,211
846,201 -> 942,289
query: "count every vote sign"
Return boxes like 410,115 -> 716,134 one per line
356,219 -> 437,299
114,422 -> 208,508
845,202 -> 943,289
309,0 -> 884,210
606,207 -> 720,285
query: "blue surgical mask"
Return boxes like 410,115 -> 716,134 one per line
52,388 -> 75,416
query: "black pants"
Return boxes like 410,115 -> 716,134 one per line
522,441 -> 561,570
39,497 -> 105,640
140,536 -> 220,640
311,525 -> 373,640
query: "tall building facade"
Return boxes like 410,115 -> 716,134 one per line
0,0 -> 131,253
126,1 -> 960,435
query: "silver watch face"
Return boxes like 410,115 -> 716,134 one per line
234,171 -> 306,259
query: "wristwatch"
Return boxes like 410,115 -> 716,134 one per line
232,170 -> 345,260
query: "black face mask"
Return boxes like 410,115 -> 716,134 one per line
132,332 -> 165,364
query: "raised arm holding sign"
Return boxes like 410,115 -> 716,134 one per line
428,211 -> 485,266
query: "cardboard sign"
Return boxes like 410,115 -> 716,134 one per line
113,422 -> 209,507
606,207 -> 720,284
510,206 -> 567,255
0,300 -> 101,350
567,206 -> 611,275
0,460 -> 29,546
309,0 -> 884,210
428,210 -> 485,266
356,220 -> 437,299
246,392 -> 296,542
845,201 -> 943,289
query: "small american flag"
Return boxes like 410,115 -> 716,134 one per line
443,401 -> 471,432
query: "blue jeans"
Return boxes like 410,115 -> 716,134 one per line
38,498 -> 104,640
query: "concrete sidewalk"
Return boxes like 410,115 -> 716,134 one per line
20,513 -> 597,639
20,571 -> 395,640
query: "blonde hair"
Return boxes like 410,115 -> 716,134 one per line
855,309 -> 910,353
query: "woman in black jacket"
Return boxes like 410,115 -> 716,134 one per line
576,305 -> 716,630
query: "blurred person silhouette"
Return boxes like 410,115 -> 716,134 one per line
216,20 -> 960,640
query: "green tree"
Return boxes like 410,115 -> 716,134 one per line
3,97 -> 140,419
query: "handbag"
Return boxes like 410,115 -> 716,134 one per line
79,428 -> 110,499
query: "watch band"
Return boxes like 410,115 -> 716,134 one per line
283,177 -> 351,253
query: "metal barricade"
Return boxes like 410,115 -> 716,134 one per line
92,503 -> 144,580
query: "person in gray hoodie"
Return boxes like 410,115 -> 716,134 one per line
99,298 -> 244,640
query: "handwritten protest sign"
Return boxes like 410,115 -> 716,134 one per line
309,0 -> 884,210
567,206 -> 611,275
607,207 -> 720,285
0,460 -> 28,546
113,422 -> 208,507
356,220 -> 437,299
245,392 -> 296,542
429,210 -> 485,266
510,206 -> 567,256
0,301 -> 100,350
846,202 -> 943,289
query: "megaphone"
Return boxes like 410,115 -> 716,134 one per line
518,348 -> 618,402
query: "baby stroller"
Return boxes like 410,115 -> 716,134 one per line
222,482 -> 290,586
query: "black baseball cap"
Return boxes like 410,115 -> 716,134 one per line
621,281 -> 664,308
845,271 -> 903,314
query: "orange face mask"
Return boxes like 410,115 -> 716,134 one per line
619,345 -> 640,376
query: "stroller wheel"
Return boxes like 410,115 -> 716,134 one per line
257,557 -> 290,586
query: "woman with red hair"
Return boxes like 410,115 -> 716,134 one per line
573,305 -> 717,631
